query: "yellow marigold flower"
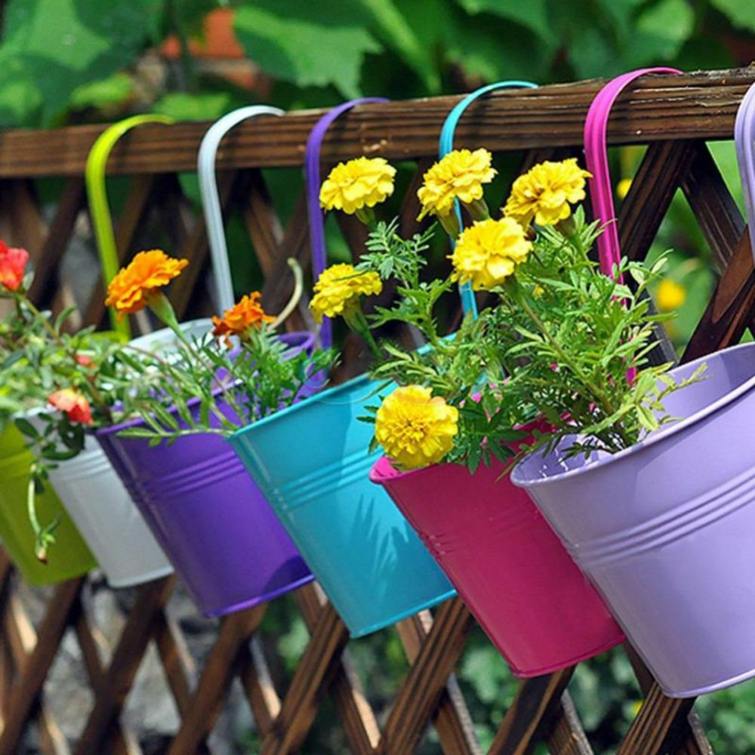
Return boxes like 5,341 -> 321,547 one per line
375,385 -> 459,470
451,218 -> 532,291
417,148 -> 496,220
309,263 -> 382,323
656,278 -> 686,312
320,157 -> 396,214
105,250 -> 188,316
504,158 -> 591,226
212,292 -> 274,346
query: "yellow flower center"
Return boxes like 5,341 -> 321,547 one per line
656,278 -> 686,312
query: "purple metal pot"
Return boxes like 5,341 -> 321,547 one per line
96,331 -> 316,617
512,342 -> 755,697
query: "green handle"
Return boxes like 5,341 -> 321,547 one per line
85,114 -> 175,338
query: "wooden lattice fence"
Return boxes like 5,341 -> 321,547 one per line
1,67 -> 754,754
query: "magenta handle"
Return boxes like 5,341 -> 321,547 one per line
584,68 -> 681,278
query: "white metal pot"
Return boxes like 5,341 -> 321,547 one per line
46,435 -> 173,588
21,321 -> 214,587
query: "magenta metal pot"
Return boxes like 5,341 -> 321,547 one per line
371,455 -> 623,676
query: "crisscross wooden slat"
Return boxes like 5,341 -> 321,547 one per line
6,69 -> 755,754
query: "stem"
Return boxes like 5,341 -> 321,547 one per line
465,198 -> 490,222
26,470 -> 52,562
127,340 -> 243,433
271,259 -> 304,329
345,306 -> 381,360
15,293 -> 112,418
508,279 -> 633,446
26,475 -> 41,540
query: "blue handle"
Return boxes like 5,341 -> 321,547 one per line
439,81 -> 537,317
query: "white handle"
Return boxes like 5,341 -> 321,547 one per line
197,106 -> 284,312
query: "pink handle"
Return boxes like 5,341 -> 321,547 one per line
584,68 -> 681,278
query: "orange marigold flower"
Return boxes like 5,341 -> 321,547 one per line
212,292 -> 274,346
105,250 -> 188,316
0,241 -> 29,291
48,389 -> 93,426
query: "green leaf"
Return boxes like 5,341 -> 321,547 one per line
444,15 -> 549,82
152,91 -> 239,121
627,0 -> 695,66
68,72 -> 133,112
455,0 -> 555,44
0,0 -> 153,126
234,1 -> 381,98
357,0 -> 440,91
710,0 -> 755,31
14,417 -> 39,439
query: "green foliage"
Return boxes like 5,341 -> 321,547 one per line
0,0 -> 154,126
117,323 -> 338,443
710,0 -> 755,31
0,2 -> 753,750
233,1 -> 381,99
485,210 -> 705,458
0,0 -> 749,127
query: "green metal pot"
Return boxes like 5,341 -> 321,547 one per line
0,426 -> 96,585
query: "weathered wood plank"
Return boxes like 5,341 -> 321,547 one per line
545,696 -> 593,755
27,178 -> 86,309
394,610 -> 481,755
617,685 -> 695,755
681,141 -> 745,272
294,585 -> 380,755
683,229 -> 754,361
625,646 -> 712,755
0,70 -> 752,178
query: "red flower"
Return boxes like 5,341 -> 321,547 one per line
0,242 -> 29,291
75,354 -> 94,368
48,389 -> 93,426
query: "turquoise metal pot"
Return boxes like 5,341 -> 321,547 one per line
228,375 -> 456,637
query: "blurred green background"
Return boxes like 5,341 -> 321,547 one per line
2,0 -> 755,751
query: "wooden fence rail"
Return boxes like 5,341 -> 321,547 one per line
1,67 -> 754,753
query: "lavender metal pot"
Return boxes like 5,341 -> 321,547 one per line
512,342 -> 755,697
96,332 -> 316,617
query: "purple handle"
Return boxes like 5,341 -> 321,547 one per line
584,68 -> 681,278
305,98 -> 389,348
735,82 -> 755,264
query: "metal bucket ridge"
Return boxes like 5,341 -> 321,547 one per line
512,342 -> 755,696
229,374 -> 456,637
371,454 -> 623,676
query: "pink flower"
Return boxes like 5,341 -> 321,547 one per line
48,389 -> 93,426
75,354 -> 94,368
